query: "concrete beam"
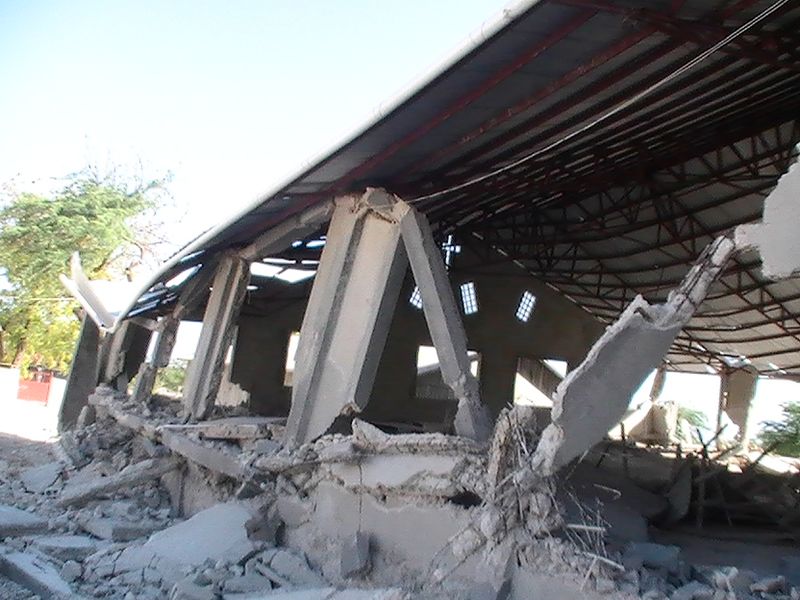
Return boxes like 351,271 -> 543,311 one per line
182,253 -> 250,420
240,201 -> 334,261
59,314 -> 101,431
285,191 -> 407,446
532,234 -> 738,474
396,203 -> 492,442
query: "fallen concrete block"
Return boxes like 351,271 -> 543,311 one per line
0,504 -> 48,536
268,549 -> 327,587
171,577 -> 217,600
116,502 -> 260,572
81,517 -> 162,541
222,572 -> 273,593
59,559 -> 82,583
339,532 -> 370,578
0,550 -> 74,598
623,542 -> 681,574
20,462 -> 63,493
32,535 -> 97,562
58,457 -> 179,507
751,575 -> 787,594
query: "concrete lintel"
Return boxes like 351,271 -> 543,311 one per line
285,190 -> 407,446
182,253 -> 250,420
240,200 -> 335,261
396,202 -> 492,442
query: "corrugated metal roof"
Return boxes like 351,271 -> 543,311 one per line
118,0 -> 800,376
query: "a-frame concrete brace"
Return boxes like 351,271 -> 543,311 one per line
285,190 -> 491,446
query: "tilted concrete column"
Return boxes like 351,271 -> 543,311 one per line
59,313 -> 101,431
182,253 -> 250,420
285,191 -> 407,446
131,316 -> 179,405
397,203 -> 492,442
719,367 -> 758,448
101,321 -> 151,391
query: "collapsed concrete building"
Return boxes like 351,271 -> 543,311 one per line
11,0 -> 799,598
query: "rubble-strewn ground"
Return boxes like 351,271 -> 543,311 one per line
3,391 -> 800,599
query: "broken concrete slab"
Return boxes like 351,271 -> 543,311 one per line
160,416 -> 284,440
266,548 -> 327,587
20,462 -> 63,493
326,453 -> 465,495
532,235 -> 737,474
0,550 -> 75,598
58,456 -> 179,507
736,158 -> 800,280
80,517 -> 162,542
116,502 -> 261,572
0,504 -> 48,536
32,535 -> 98,562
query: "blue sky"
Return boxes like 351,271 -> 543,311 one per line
1,0 -> 504,243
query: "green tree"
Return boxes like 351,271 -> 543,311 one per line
0,169 -> 170,372
759,402 -> 800,457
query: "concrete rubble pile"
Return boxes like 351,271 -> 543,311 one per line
2,385 -> 800,599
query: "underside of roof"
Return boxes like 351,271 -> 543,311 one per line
128,0 -> 800,377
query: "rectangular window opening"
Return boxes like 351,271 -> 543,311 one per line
409,286 -> 423,309
284,331 -> 301,387
460,282 -> 478,315
515,291 -> 537,322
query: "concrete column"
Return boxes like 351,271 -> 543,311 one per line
397,203 -> 491,441
59,314 -> 101,431
182,253 -> 250,420
131,316 -> 179,405
101,321 -> 151,392
480,352 -> 517,418
650,366 -> 667,402
286,191 -> 408,446
720,367 -> 758,448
